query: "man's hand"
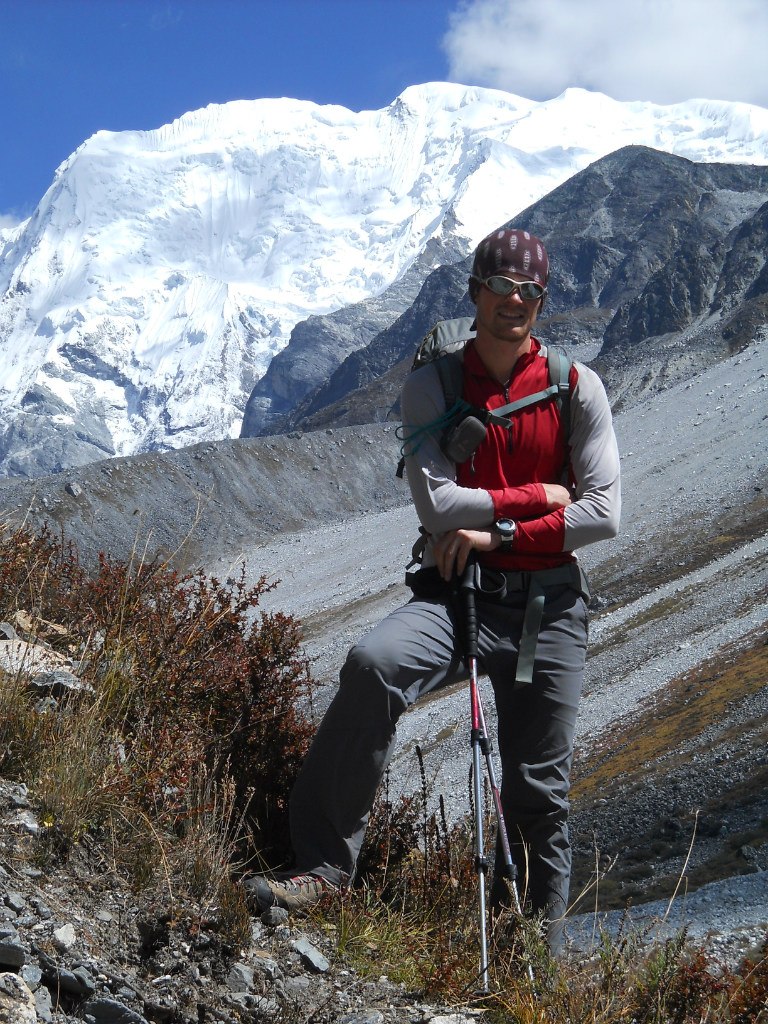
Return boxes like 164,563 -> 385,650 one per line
542,483 -> 573,511
433,528 -> 499,582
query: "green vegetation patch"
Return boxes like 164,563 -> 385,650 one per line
573,625 -> 768,800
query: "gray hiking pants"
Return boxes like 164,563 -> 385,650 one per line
289,574 -> 588,951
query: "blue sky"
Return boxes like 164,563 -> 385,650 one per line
2,0 -> 767,223
0,0 -> 453,220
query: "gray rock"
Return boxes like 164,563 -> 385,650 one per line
34,984 -> 53,1023
225,962 -> 254,993
250,995 -> 281,1018
291,936 -> 330,973
82,997 -> 149,1024
252,956 -> 282,983
31,898 -> 53,920
12,810 -> 39,835
52,922 -> 77,951
261,906 -> 289,926
29,668 -> 90,699
283,976 -> 311,997
7,784 -> 30,809
3,892 -> 26,914
38,950 -> 96,996
0,926 -> 26,968
19,964 -> 41,989
740,844 -> 768,870
72,966 -> 97,992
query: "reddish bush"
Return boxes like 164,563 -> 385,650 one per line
0,524 -> 314,864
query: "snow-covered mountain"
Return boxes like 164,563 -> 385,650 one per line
2,83 -> 768,477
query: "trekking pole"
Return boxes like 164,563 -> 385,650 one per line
459,554 -> 491,993
460,555 -> 533,991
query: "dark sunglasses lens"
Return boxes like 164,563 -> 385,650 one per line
485,276 -> 515,295
519,282 -> 544,299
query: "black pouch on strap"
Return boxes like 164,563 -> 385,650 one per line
405,566 -> 450,600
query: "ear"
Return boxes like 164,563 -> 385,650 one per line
468,277 -> 479,303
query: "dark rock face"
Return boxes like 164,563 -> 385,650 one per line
268,262 -> 474,434
257,146 -> 768,431
241,228 -> 471,436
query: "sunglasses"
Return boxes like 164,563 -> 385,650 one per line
473,275 -> 547,301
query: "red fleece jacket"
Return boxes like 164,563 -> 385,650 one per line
457,340 -> 577,570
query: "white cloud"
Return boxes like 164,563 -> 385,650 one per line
443,0 -> 768,107
0,212 -> 24,231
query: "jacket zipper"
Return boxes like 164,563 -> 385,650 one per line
504,385 -> 514,455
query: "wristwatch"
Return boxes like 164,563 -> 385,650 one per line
493,518 -> 517,551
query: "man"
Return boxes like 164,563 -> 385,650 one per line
246,228 -> 621,953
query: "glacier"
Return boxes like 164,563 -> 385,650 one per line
1,82 -> 768,476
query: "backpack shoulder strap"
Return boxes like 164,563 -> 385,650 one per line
395,319 -> 476,479
434,348 -> 466,414
545,346 -> 572,442
487,345 -> 573,427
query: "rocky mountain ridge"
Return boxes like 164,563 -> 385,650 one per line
2,87 -> 768,478
258,145 -> 768,434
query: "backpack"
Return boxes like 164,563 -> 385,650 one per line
396,316 -> 573,478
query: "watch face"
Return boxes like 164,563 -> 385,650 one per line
495,519 -> 516,548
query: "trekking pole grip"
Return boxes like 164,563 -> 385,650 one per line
459,553 -> 481,661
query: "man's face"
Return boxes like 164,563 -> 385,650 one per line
473,272 -> 542,347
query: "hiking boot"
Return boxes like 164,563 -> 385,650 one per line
242,871 -> 337,913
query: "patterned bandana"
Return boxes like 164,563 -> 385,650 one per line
471,228 -> 549,286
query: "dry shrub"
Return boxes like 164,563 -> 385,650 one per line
728,941 -> 768,1024
0,668 -> 45,778
0,522 -> 314,884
